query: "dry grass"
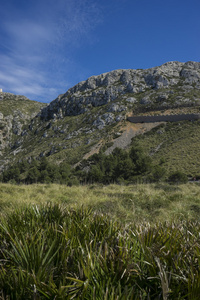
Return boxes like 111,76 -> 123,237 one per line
1,182 -> 200,223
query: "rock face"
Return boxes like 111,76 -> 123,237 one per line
0,94 -> 46,158
41,61 -> 200,120
0,92 -> 30,101
1,61 -> 200,171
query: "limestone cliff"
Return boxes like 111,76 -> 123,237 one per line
0,61 -> 200,171
40,61 -> 200,121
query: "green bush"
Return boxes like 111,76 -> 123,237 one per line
168,171 -> 188,184
86,146 -> 154,184
149,165 -> 167,182
1,158 -> 73,185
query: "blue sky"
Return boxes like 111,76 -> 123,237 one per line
0,0 -> 199,102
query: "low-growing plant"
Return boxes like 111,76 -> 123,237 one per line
0,203 -> 200,299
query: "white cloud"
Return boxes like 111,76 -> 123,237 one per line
0,0 -> 102,102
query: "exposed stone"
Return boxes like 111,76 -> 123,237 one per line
140,97 -> 151,105
102,113 -> 115,124
107,103 -> 127,112
21,130 -> 27,136
93,116 -> 106,130
1,61 -> 200,172
40,61 -> 200,120
181,68 -> 200,83
0,92 -> 30,101
115,114 -> 124,122
156,93 -> 169,102
107,104 -> 119,112
125,97 -> 137,103
43,132 -> 48,138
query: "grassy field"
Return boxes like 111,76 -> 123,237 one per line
0,182 -> 200,222
0,183 -> 200,299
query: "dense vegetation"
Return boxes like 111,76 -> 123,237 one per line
1,146 -> 188,185
84,146 -> 153,183
0,201 -> 200,299
0,158 -> 76,185
0,183 -> 200,298
82,146 -> 188,184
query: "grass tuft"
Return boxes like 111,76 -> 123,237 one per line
0,196 -> 200,298
0,183 -> 200,298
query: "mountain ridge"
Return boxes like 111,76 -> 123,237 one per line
1,61 -> 200,175
40,60 -> 200,120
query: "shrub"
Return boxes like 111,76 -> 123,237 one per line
167,171 -> 188,184
150,165 -> 167,182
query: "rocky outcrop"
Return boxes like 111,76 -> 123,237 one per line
0,95 -> 46,157
0,92 -> 30,101
40,61 -> 200,120
1,61 -> 200,171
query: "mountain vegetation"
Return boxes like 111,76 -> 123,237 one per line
1,61 -> 200,299
1,61 -> 200,181
1,145 -> 188,185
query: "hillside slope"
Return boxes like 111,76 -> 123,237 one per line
0,61 -> 200,175
0,93 -> 46,161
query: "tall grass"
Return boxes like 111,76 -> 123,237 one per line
1,183 -> 200,222
0,183 -> 200,223
0,202 -> 200,299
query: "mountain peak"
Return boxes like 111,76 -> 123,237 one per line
40,61 -> 200,120
1,61 -> 200,174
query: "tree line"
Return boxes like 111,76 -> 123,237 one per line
0,146 -> 188,185
77,146 -> 167,184
0,157 -> 77,185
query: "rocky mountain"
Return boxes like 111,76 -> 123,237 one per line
41,61 -> 200,120
1,61 -> 200,174
0,93 -> 46,166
